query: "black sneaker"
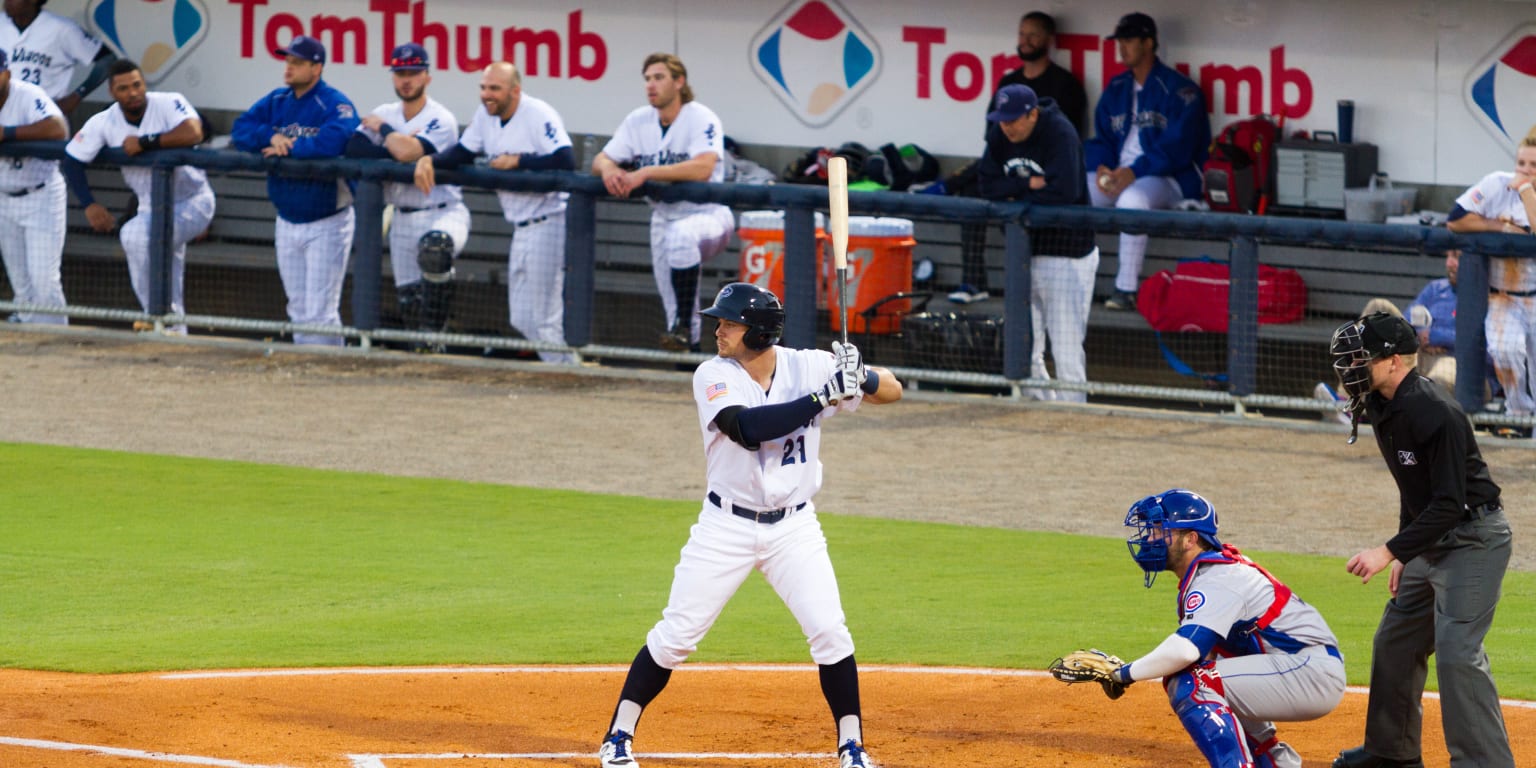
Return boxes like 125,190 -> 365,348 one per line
659,322 -> 690,351
1104,290 -> 1137,311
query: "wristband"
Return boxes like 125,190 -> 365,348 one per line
860,368 -> 880,395
1114,664 -> 1131,684
1520,182 -> 1533,195
378,124 -> 395,138
3,126 -> 15,141
138,133 -> 162,151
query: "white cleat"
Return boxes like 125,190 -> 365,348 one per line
838,739 -> 872,768
599,730 -> 636,768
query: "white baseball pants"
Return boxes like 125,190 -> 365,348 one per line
1087,173 -> 1183,293
275,208 -> 355,346
1029,247 -> 1100,402
387,202 -> 470,286
1486,292 -> 1536,416
651,206 -> 734,344
0,174 -> 68,324
120,187 -> 216,321
507,212 -> 571,363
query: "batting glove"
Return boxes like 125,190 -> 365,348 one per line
812,371 -> 860,408
832,341 -> 866,391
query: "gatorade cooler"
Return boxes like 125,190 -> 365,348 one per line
737,210 -> 827,307
828,216 -> 916,335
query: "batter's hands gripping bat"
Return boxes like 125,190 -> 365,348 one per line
1048,649 -> 1130,700
828,155 -> 850,346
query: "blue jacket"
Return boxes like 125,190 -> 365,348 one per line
232,79 -> 360,223
1084,58 -> 1211,200
1407,278 -> 1456,351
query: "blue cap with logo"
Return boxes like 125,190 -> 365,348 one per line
986,84 -> 1039,123
389,42 -> 430,72
276,35 -> 326,65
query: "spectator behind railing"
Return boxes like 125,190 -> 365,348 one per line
1447,125 -> 1536,437
1085,12 -> 1211,312
1360,250 -> 1461,394
0,48 -> 69,325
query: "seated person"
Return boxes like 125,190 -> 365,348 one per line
1084,12 -> 1210,311
1360,250 -> 1460,392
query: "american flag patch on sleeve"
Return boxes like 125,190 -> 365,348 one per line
705,382 -> 729,401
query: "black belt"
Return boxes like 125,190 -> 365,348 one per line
5,181 -> 46,197
1467,501 -> 1503,520
708,491 -> 805,524
1491,287 -> 1536,297
397,202 -> 450,214
514,215 -> 550,228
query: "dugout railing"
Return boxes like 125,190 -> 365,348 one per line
3,140 -> 1534,428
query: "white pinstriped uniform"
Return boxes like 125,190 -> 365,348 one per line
1456,172 -> 1536,415
66,91 -> 215,321
460,94 -> 571,362
355,96 -> 470,287
0,10 -> 103,100
602,101 -> 735,345
644,347 -> 861,669
0,80 -> 66,324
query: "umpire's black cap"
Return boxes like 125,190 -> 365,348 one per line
1358,311 -> 1419,358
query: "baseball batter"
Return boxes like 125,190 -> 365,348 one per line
416,61 -> 574,363
0,48 -> 68,325
597,283 -> 901,768
1051,490 -> 1345,768
0,0 -> 117,113
1446,128 -> 1536,427
231,35 -> 360,346
345,42 -> 471,350
593,52 -> 735,352
63,58 -> 214,333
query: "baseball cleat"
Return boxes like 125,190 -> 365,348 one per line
837,739 -> 872,768
660,322 -> 690,351
1330,746 -> 1425,768
599,730 -> 637,768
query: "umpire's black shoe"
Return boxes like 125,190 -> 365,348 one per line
1332,746 -> 1426,768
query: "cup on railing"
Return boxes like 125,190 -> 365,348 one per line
1337,100 -> 1355,144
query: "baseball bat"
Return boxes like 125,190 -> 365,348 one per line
828,156 -> 850,346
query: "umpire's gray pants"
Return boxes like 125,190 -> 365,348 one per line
1362,508 -> 1513,767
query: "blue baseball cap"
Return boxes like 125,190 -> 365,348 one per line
276,35 -> 326,65
1107,12 -> 1157,40
389,42 -> 429,71
986,84 -> 1039,122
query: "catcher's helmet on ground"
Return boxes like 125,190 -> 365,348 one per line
1329,311 -> 1418,414
418,230 -> 456,283
1124,489 -> 1220,587
701,282 -> 785,350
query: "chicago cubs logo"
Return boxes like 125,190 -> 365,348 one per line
1184,591 -> 1206,614
86,0 -> 209,85
749,0 -> 881,127
1465,26 -> 1536,149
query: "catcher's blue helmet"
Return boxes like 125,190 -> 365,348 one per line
701,282 -> 785,350
1124,489 -> 1220,587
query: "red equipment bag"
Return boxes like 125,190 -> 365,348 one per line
1137,258 -> 1306,333
1203,115 -> 1280,213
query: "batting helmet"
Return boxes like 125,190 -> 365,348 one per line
417,230 -> 456,284
1329,311 -> 1418,416
701,282 -> 785,351
1124,489 -> 1220,587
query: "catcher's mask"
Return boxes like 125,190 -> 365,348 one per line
1124,489 -> 1220,588
701,282 -> 785,351
417,230 -> 456,284
1329,311 -> 1418,443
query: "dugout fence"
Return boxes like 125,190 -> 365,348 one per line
2,140 -> 1533,429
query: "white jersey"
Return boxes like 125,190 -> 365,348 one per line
460,93 -> 569,223
603,101 -> 729,220
1177,547 -> 1338,657
0,10 -> 104,100
1456,170 -> 1536,292
66,91 -> 211,205
0,80 -> 62,187
693,347 -> 858,509
356,96 -> 464,209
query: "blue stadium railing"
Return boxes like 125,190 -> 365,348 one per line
5,140 -> 1536,416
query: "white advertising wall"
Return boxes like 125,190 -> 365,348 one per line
52,0 -> 1536,187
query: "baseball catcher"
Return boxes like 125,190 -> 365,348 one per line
1046,490 -> 1346,768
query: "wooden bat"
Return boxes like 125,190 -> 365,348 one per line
828,155 -> 849,345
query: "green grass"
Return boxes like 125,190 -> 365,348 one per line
2,442 -> 1533,699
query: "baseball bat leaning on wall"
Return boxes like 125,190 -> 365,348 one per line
828,156 -> 849,345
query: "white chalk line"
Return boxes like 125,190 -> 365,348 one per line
346,751 -> 832,767
0,736 -> 296,768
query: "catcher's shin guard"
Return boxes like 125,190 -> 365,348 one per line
397,281 -> 425,331
1167,664 -> 1253,768
422,280 -> 455,333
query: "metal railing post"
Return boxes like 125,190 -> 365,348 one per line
1227,235 -> 1259,397
148,165 -> 175,317
783,205 -> 818,349
1003,220 -> 1032,381
565,189 -> 597,347
1455,249 -> 1490,413
350,177 -> 384,332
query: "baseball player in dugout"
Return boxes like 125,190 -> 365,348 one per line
597,283 -> 901,768
1048,489 -> 1345,768
0,48 -> 69,325
63,58 -> 214,335
592,52 -> 735,352
0,0 -> 117,114
413,60 -> 575,362
345,43 -> 472,354
232,35 -> 360,346
1328,312 -> 1515,768
1085,11 -> 1210,312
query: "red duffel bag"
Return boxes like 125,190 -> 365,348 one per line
1136,257 -> 1306,333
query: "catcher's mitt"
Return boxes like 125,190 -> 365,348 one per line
1048,648 -> 1130,700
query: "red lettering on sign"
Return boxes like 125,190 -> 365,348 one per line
1270,45 -> 1312,119
504,25 -> 561,77
568,11 -> 605,81
1055,33 -> 1096,82
1201,62 -> 1263,115
943,51 -> 985,101
312,13 -> 368,64
369,0 -> 409,61
901,25 -> 945,99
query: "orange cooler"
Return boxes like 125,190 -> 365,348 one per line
828,216 -> 916,335
737,210 -> 827,307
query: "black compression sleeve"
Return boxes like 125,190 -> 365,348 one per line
732,395 -> 825,446
518,145 -> 576,171
61,157 -> 96,207
343,132 -> 391,159
431,143 -> 480,169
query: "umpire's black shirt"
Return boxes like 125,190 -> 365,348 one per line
1366,371 -> 1501,563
